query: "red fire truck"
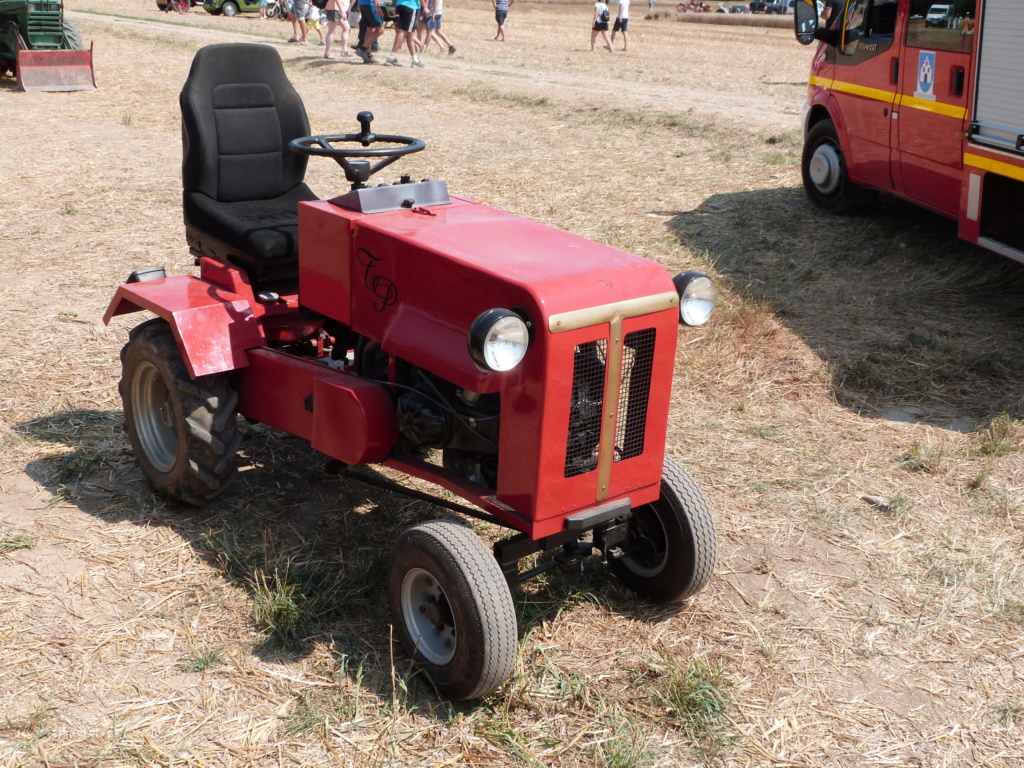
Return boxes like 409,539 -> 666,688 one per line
794,0 -> 1024,263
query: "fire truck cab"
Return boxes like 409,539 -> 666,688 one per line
794,0 -> 1024,263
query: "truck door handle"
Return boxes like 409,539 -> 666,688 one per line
952,66 -> 965,97
890,57 -> 899,85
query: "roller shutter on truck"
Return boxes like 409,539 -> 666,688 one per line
971,0 -> 1024,152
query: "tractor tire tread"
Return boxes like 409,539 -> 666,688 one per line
417,522 -> 517,698
62,19 -> 85,51
662,457 -> 717,601
121,320 -> 240,505
611,456 -> 716,604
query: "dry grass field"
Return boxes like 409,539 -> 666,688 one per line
1,2 -> 1023,766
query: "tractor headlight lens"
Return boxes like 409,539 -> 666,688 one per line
673,271 -> 717,327
469,309 -> 530,372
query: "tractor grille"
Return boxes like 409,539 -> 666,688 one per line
564,340 -> 607,478
615,328 -> 656,463
26,9 -> 64,47
564,328 -> 656,478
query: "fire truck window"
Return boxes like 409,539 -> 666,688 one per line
841,0 -> 868,53
906,0 -> 976,53
867,0 -> 898,36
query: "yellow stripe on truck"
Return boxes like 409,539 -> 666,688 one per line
964,153 -> 1024,184
896,94 -> 967,119
816,78 -> 968,119
828,79 -> 895,103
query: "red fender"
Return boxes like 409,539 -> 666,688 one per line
103,276 -> 265,379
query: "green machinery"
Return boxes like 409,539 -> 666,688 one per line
0,0 -> 95,91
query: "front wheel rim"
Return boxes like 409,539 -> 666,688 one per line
808,141 -> 842,196
620,504 -> 669,577
400,567 -> 457,665
132,361 -> 179,473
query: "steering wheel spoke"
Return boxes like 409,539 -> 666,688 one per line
288,111 -> 425,187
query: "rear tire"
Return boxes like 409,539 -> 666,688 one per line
802,117 -> 876,214
388,521 -> 517,700
222,1 -> 240,15
611,457 -> 716,603
120,319 -> 241,505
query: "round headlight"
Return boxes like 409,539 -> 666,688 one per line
469,309 -> 531,372
673,271 -> 717,327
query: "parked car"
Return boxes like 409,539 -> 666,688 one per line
203,0 -> 261,16
924,3 -> 954,26
750,0 -> 789,12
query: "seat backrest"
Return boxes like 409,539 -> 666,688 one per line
180,44 -> 310,204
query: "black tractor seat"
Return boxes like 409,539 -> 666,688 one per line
180,44 -> 317,282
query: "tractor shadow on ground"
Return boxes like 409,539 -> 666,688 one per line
662,187 -> 1024,428
14,409 -> 667,712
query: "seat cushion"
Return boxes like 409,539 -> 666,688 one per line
184,182 -> 318,263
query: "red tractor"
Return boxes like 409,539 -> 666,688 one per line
104,44 -> 719,700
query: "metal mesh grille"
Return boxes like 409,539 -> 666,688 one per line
563,328 -> 656,478
564,340 -> 606,478
614,328 -> 656,463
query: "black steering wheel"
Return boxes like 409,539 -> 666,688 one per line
288,111 -> 425,186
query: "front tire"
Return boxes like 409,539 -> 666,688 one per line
62,19 -> 85,50
388,521 -> 517,700
222,1 -> 239,15
611,457 -> 716,603
120,319 -> 241,505
802,117 -> 876,214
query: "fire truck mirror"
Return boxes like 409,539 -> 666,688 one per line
794,0 -> 819,44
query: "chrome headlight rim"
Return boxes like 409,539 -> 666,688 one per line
673,271 -> 717,327
469,308 -> 531,372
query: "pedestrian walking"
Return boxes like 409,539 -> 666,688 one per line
611,0 -> 629,50
288,0 -> 310,43
307,2 -> 326,45
324,0 -> 354,58
591,0 -> 613,51
423,0 -> 456,55
384,0 -> 425,66
493,0 -> 512,40
355,0 -> 386,62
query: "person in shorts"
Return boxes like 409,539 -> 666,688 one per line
591,0 -> 613,51
423,0 -> 456,54
611,0 -> 629,51
384,0 -> 425,66
492,0 -> 513,41
306,2 -> 325,45
356,0 -> 385,62
289,0 -> 310,43
324,0 -> 354,58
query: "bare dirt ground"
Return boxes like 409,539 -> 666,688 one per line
2,2 -> 1023,766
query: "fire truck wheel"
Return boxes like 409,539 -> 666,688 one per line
388,521 -> 517,700
802,118 -> 876,214
120,318 -> 241,506
611,457 -> 716,603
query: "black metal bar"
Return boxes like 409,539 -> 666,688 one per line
564,497 -> 631,531
326,462 -> 506,527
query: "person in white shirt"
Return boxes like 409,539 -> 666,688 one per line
611,0 -> 629,51
591,0 -> 613,51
